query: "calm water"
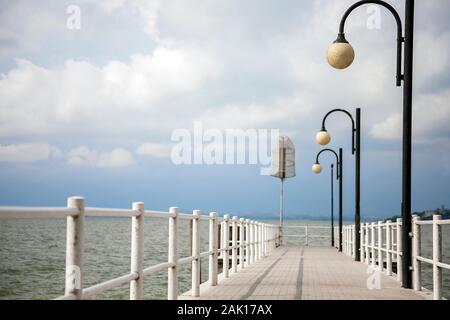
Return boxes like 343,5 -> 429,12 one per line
0,218 -> 449,299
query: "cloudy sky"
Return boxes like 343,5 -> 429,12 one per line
0,0 -> 449,219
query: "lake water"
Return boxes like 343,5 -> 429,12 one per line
0,218 -> 449,300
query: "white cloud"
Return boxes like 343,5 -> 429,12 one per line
0,143 -> 61,163
0,0 -> 448,158
371,89 -> 450,141
136,143 -> 171,158
68,146 -> 135,168
370,113 -> 402,140
99,0 -> 161,40
0,2 -> 62,60
0,142 -> 136,168
0,46 -> 220,138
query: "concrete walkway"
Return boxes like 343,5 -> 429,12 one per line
179,247 -> 431,300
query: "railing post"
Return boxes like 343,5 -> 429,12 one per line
358,224 -> 361,259
168,207 -> 179,300
345,226 -> 348,255
258,223 -> 263,259
345,226 -> 351,256
263,224 -> 267,256
391,223 -> 395,268
396,218 -> 403,283
130,202 -> 144,300
365,223 -> 369,264
255,222 -> 261,261
350,226 -> 353,256
219,220 -> 224,260
231,216 -> 238,273
344,226 -> 347,255
305,225 -> 309,247
371,222 -> 375,267
386,221 -> 392,276
433,215 -> 442,300
270,226 -> 276,251
348,226 -> 351,257
223,215 -> 230,278
269,226 -> 272,251
262,224 -> 266,257
245,219 -> 251,266
65,196 -> 85,299
260,223 -> 264,257
412,215 -> 421,291
351,226 -> 353,257
239,218 -> 245,269
360,224 -> 365,263
272,226 -> 275,251
348,226 -> 351,256
268,225 -> 272,252
256,222 -> 261,261
343,226 -> 346,254
192,210 -> 201,297
209,212 -> 218,286
346,226 -> 349,255
377,221 -> 383,271
249,220 -> 255,264
255,222 -> 259,260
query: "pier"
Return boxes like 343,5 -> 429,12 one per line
180,247 -> 427,300
0,196 -> 448,300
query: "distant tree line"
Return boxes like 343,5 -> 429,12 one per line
387,206 -> 449,221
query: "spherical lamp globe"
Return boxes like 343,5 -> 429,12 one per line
312,164 -> 323,174
327,38 -> 355,70
316,131 -> 331,146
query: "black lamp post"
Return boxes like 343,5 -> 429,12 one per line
313,148 -> 343,251
316,108 -> 361,261
327,0 -> 414,288
331,164 -> 335,248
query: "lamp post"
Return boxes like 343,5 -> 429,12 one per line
330,164 -> 335,247
326,0 -> 414,288
316,108 -> 361,261
313,148 -> 343,251
270,136 -> 296,247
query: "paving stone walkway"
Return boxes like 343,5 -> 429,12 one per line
180,247 -> 430,300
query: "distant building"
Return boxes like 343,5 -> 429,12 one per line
422,211 -> 435,219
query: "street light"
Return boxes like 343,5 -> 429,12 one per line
316,108 -> 361,262
327,34 -> 355,70
316,131 -> 331,146
313,148 -> 343,251
330,164 -> 335,248
312,163 -> 323,174
327,0 -> 415,289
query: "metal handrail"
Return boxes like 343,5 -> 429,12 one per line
0,197 -> 279,300
344,215 -> 449,300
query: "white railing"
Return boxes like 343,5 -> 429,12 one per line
0,196 -> 279,300
342,215 -> 450,300
343,225 -> 355,258
283,225 -> 335,246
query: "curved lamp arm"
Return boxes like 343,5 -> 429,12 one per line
321,108 -> 356,155
337,0 -> 404,86
315,149 -> 340,180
